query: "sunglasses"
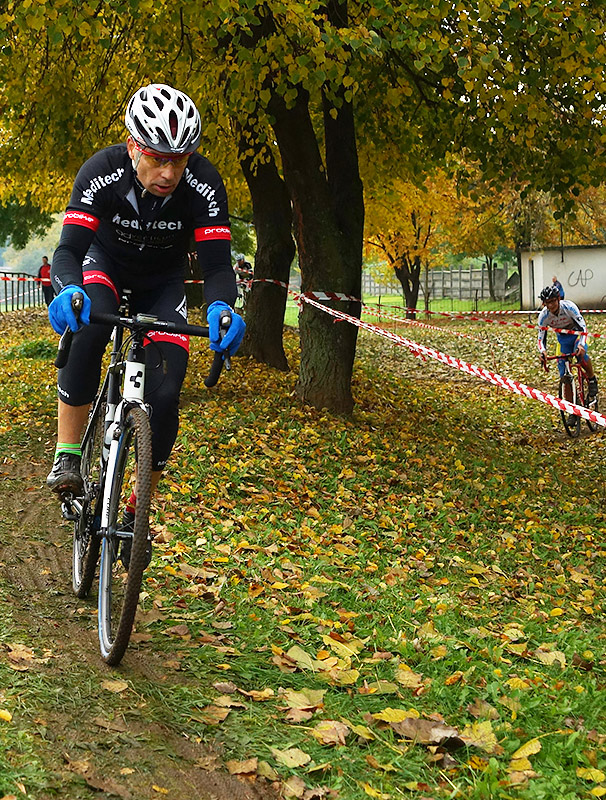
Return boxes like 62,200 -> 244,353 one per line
132,140 -> 191,168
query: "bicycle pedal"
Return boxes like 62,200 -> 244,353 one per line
60,501 -> 79,521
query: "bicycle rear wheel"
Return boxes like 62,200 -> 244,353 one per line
579,372 -> 599,432
72,395 -> 105,598
97,406 -> 152,666
559,377 -> 580,438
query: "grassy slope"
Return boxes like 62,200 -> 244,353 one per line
0,307 -> 605,800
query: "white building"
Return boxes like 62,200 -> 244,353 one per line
520,244 -> 606,309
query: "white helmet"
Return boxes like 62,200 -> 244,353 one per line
125,83 -> 201,154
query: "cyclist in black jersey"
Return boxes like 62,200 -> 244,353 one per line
46,83 -> 245,507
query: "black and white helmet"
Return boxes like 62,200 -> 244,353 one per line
539,285 -> 560,302
125,84 -> 201,154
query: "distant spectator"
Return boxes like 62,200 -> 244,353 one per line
37,256 -> 54,307
234,253 -> 252,279
552,275 -> 565,299
234,254 -> 253,309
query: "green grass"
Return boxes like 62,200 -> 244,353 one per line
285,293 -> 522,328
0,307 -> 605,799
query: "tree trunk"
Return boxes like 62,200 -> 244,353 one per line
237,127 -> 295,371
185,249 -> 205,309
395,255 -> 421,319
270,85 -> 363,414
485,254 -> 496,301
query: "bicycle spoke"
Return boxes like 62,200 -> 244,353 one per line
97,406 -> 152,665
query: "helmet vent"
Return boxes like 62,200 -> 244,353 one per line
125,83 -> 202,153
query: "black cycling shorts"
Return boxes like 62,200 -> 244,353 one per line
57,249 -> 190,471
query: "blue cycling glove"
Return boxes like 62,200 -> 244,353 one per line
48,285 -> 91,334
207,301 -> 246,355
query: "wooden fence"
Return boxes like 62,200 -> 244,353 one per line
363,264 -> 519,302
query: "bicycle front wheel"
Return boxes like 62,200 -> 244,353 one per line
98,406 -> 152,666
72,395 -> 105,598
579,372 -> 599,432
559,377 -> 580,438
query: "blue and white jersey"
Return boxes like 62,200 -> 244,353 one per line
537,299 -> 587,352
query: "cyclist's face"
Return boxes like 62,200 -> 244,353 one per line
126,137 -> 190,197
545,297 -> 560,313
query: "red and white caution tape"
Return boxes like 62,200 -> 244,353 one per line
371,303 -> 606,339
363,305 -> 486,342
254,277 -> 290,289
301,294 -> 606,427
0,275 -> 45,283
301,290 -> 361,303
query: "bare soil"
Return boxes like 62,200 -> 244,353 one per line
0,454 -> 278,800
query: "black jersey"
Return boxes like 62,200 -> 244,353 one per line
51,144 -> 236,305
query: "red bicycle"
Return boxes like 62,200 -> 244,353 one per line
542,353 -> 599,437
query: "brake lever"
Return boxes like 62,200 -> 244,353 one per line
219,309 -> 232,372
55,292 -> 84,368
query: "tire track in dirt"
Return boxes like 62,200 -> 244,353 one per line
0,458 -> 278,800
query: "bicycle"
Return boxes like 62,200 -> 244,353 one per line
542,352 -> 599,438
234,273 -> 252,313
55,293 -> 232,665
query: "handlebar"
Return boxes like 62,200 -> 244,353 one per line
540,352 -> 580,373
54,293 -> 232,388
54,293 -> 83,369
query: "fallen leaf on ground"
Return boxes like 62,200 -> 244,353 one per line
358,681 -> 398,695
359,782 -> 390,799
286,645 -> 317,671
390,717 -> 461,747
190,705 -> 230,725
577,767 -> 606,782
257,761 -> 279,781
534,647 -> 567,667
284,775 -> 307,798
467,698 -> 499,720
310,720 -> 349,746
213,694 -> 247,708
213,681 -> 237,693
270,747 -> 312,768
460,720 -> 502,754
226,758 -> 258,775
366,754 -> 396,772
101,679 -> 129,694
5,643 -> 48,671
511,738 -> 542,760
394,664 -> 425,689
372,707 -> 419,724
238,687 -> 274,701
280,687 -> 325,710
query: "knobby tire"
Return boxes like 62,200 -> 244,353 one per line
72,395 -> 105,598
98,406 -> 152,666
559,376 -> 580,438
579,372 -> 599,432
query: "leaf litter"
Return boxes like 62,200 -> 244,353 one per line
1,310 -> 606,798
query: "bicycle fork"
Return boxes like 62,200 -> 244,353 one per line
99,335 -> 148,545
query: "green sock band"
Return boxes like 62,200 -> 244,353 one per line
55,443 -> 82,459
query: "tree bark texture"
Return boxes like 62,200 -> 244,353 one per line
395,255 -> 421,319
270,87 -> 364,413
484,255 -> 496,301
237,126 -> 296,371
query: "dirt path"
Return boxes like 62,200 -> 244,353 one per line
0,455 -> 278,800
